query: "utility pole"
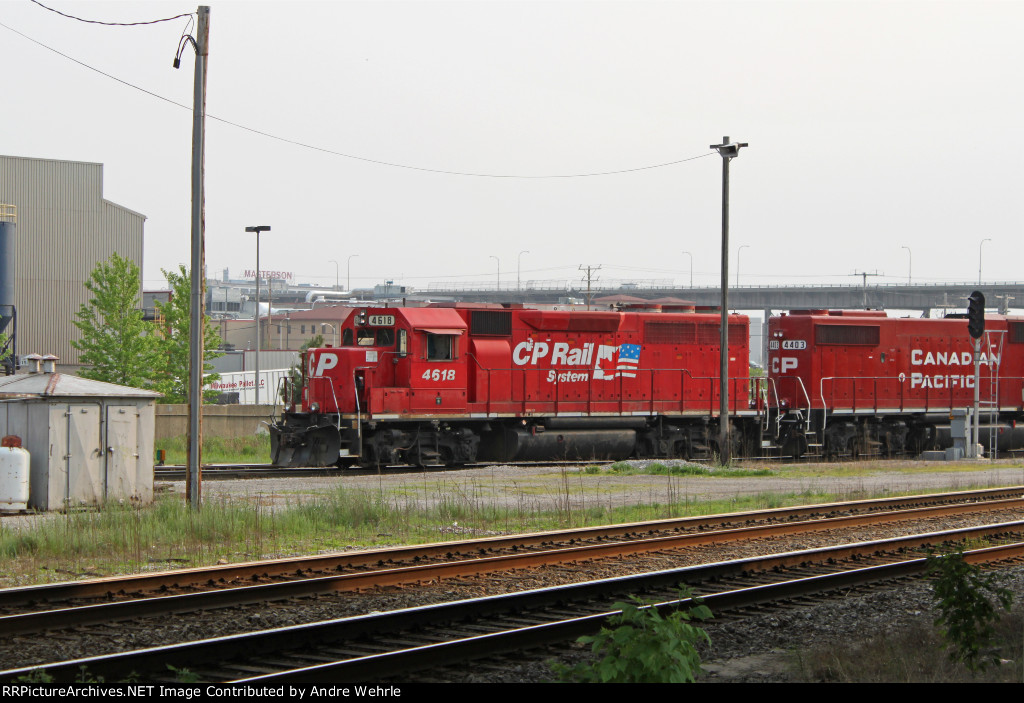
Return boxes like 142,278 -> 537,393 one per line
711,137 -> 747,465
850,270 -> 882,308
178,5 -> 210,510
579,265 -> 601,310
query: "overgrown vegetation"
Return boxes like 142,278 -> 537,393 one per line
155,434 -> 271,465
553,590 -> 712,683
602,461 -> 773,478
927,544 -> 1014,672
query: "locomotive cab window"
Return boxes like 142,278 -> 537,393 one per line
426,333 -> 455,361
376,328 -> 395,347
357,328 -> 376,346
342,328 -> 353,346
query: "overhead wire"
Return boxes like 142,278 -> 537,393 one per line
0,18 -> 716,179
28,0 -> 194,27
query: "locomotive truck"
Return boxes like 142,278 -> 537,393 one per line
270,303 -> 765,467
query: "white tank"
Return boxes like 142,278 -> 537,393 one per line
0,445 -> 30,512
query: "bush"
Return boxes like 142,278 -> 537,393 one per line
554,589 -> 712,683
927,545 -> 1013,672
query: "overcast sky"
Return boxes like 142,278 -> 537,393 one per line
2,0 -> 1022,294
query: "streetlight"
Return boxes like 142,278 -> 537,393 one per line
518,250 -> 529,291
979,238 -> 991,285
347,254 -> 359,292
711,136 -> 748,465
681,251 -> 693,288
901,246 -> 912,284
321,323 -> 338,347
736,245 -> 750,287
328,260 -> 339,290
490,255 -> 500,290
245,225 -> 271,406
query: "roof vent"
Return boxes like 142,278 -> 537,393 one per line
24,353 -> 42,374
42,354 -> 59,374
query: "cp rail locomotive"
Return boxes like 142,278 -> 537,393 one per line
270,303 -> 764,467
270,303 -> 1024,467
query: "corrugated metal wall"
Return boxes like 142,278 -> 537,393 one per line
0,155 -> 146,365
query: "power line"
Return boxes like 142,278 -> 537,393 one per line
29,0 -> 194,27
0,19 -> 716,179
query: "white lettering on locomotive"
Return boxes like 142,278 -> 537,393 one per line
910,373 -> 974,389
511,340 -> 637,381
911,349 -> 999,366
512,340 -> 595,367
312,352 -> 339,377
770,356 -> 798,373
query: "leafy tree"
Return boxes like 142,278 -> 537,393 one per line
281,333 -> 324,404
927,545 -> 1013,672
71,253 -> 156,388
553,589 -> 712,683
152,266 -> 223,403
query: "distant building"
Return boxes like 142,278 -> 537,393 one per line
0,155 -> 146,368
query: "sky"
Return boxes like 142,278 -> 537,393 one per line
2,0 -> 1022,294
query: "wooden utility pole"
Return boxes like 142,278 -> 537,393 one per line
185,6 -> 210,509
579,265 -> 601,310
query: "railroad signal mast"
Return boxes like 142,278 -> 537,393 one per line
967,290 -> 985,457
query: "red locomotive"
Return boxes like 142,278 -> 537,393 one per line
766,309 -> 1024,457
271,303 -> 764,467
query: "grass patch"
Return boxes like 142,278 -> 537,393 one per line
155,434 -> 270,465
603,461 -> 773,478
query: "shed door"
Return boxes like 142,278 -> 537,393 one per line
106,405 -> 139,500
66,405 -> 102,506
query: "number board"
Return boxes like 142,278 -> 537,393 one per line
368,315 -> 395,326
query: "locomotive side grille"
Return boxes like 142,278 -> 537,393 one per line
1010,322 -> 1024,344
644,322 -> 745,346
645,322 -> 696,343
815,324 -> 880,346
470,310 -> 512,336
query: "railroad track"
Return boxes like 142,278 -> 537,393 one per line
4,523 -> 1023,683
0,487 -> 1021,639
154,459 -> 619,481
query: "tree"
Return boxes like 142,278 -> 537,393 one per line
281,333 -> 323,405
152,266 -> 223,403
71,253 -> 156,388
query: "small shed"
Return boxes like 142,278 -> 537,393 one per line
0,356 -> 161,510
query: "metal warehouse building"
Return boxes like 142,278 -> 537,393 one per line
0,155 -> 146,369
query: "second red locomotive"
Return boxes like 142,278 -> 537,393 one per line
767,309 -> 1024,457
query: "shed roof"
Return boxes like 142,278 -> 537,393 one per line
0,373 -> 162,399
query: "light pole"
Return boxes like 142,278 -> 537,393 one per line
347,254 -> 358,292
711,136 -> 748,465
518,250 -> 529,291
681,251 -> 693,288
245,225 -> 271,406
736,245 -> 749,287
979,239 -> 991,284
329,260 -> 339,290
322,323 -> 338,347
490,255 -> 500,290
901,246 -> 912,284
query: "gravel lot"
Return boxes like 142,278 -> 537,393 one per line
175,459 -> 1024,512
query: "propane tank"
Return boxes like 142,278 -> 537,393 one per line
0,435 -> 29,512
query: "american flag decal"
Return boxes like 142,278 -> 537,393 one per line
616,344 -> 641,377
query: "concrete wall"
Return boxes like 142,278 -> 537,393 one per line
155,404 -> 277,441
